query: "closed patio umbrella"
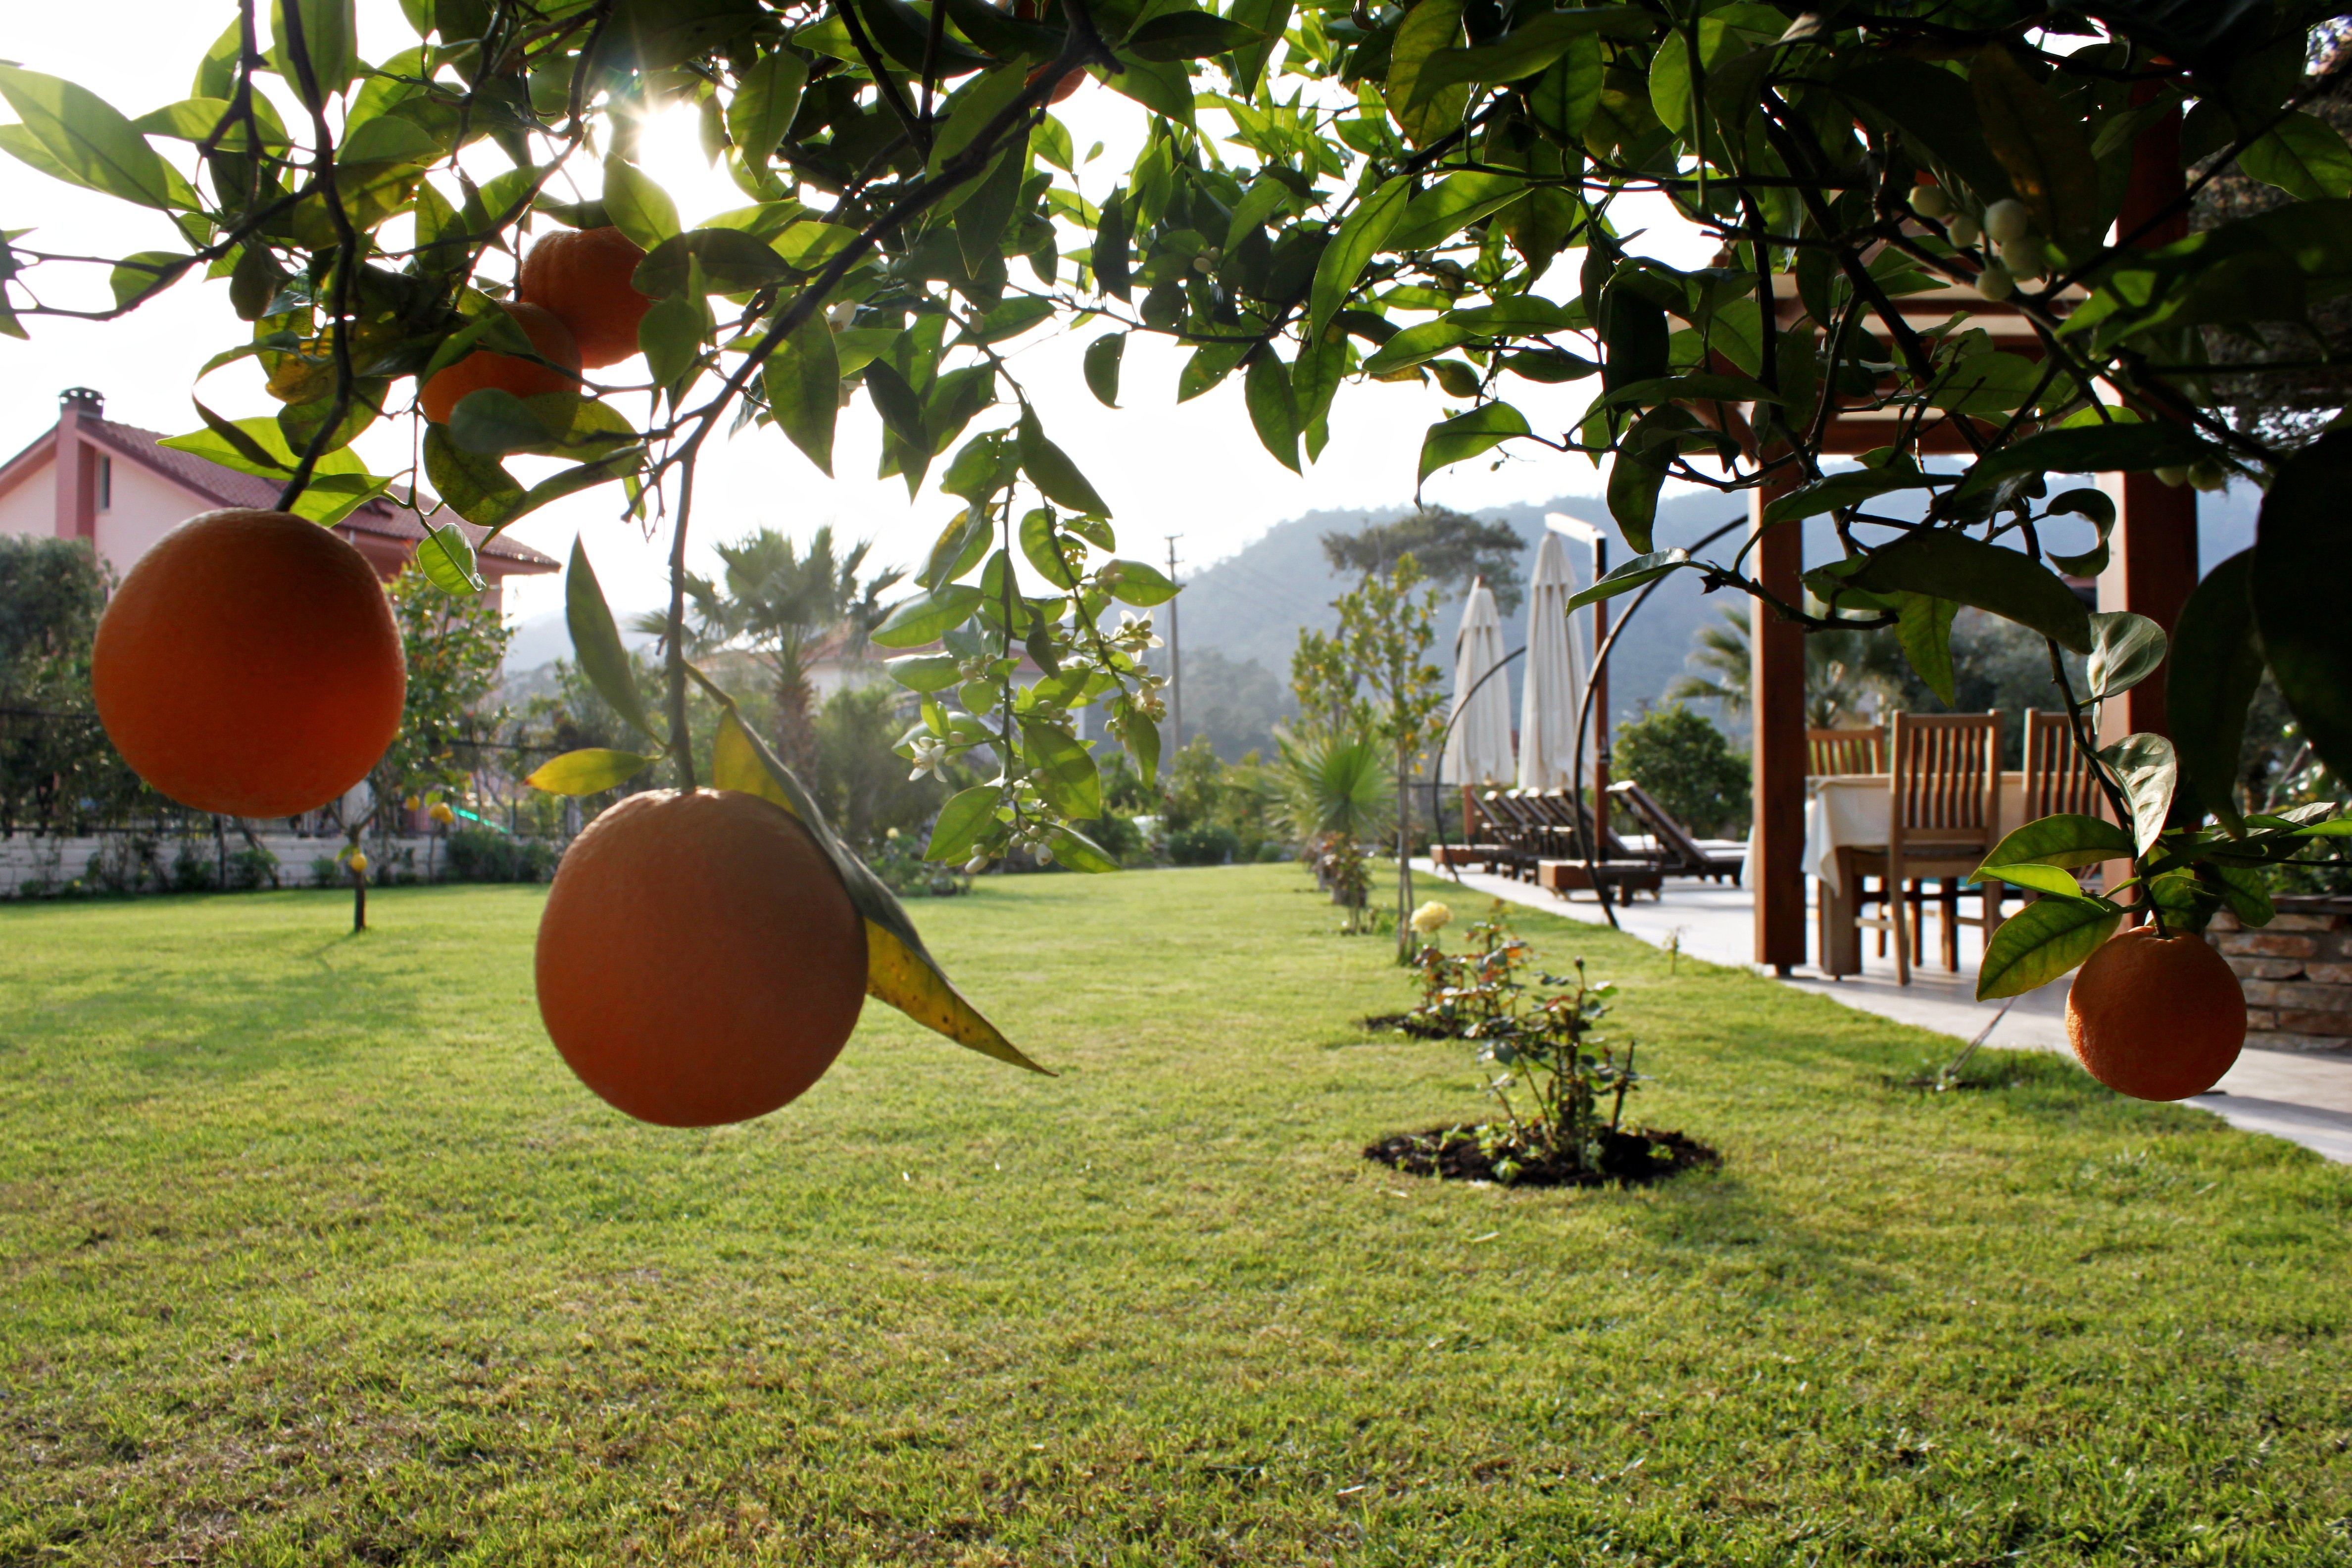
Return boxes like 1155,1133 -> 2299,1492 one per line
1518,530 -> 1590,791
1441,578 -> 1517,788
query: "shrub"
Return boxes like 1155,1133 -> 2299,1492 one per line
1613,704 -> 1751,839
226,843 -> 280,890
444,827 -> 559,883
309,855 -> 344,887
1168,823 -> 1240,866
171,840 -> 218,892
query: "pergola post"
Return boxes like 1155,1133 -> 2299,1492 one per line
1751,474 -> 1807,974
2098,98 -> 2197,749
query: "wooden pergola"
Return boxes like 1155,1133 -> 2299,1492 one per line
1744,114 -> 2195,974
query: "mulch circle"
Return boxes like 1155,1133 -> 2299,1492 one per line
1365,1125 -> 1721,1188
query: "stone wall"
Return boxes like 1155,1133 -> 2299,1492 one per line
2207,900 -> 2352,1054
0,831 -> 558,897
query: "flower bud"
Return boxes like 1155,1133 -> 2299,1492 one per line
1909,184 -> 1952,219
1973,261 -> 2015,302
963,854 -> 989,875
1984,199 -> 2031,245
2189,460 -> 2229,492
1946,213 -> 1982,248
1999,234 -> 2047,280
2153,465 -> 2190,487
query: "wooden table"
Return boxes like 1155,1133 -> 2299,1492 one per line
1807,773 -> 2029,977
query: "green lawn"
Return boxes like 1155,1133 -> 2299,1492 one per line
0,867 -> 2347,1566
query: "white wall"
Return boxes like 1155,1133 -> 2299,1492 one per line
93,457 -> 203,572
0,455 -> 53,539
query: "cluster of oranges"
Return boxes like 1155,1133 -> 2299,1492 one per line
91,504 -> 867,1129
418,224 -> 657,424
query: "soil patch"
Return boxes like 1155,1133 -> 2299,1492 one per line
1365,1125 -> 1720,1188
1361,1013 -> 1458,1040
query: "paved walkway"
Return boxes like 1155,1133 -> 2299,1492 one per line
1412,859 -> 2352,1165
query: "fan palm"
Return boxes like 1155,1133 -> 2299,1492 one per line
1275,726 -> 1396,930
1666,605 -> 1898,729
637,526 -> 904,773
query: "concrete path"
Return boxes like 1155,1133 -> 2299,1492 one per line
1412,859 -> 2352,1165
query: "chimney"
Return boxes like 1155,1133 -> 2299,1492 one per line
54,388 -> 102,543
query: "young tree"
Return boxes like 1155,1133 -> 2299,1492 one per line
14,0 -> 2350,1012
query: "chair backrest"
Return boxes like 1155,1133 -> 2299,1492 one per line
1608,780 -> 1705,869
1808,726 -> 1885,776
1888,711 -> 2003,851
2022,710 -> 2107,820
1540,789 -> 1645,859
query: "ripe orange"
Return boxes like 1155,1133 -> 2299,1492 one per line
517,225 -> 655,368
535,789 -> 869,1127
91,509 -> 406,818
418,301 -> 580,424
2065,925 -> 2248,1101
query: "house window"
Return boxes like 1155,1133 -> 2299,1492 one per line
97,455 -> 111,511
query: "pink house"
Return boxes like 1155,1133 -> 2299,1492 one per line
0,388 -> 558,606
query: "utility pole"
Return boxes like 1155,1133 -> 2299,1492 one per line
1163,535 -> 1183,753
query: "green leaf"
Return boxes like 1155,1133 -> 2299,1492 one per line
1244,352 -> 1301,474
1973,812 -> 2135,877
132,96 -> 291,151
1310,175 -> 1410,344
446,387 -> 566,456
415,522 -> 486,595
920,504 -> 994,587
2238,109 -> 2352,201
638,292 -> 708,398
1412,7 -> 1649,114
1101,559 -> 1178,607
337,111 -> 439,166
1975,894 -> 2122,1000
1126,10 -> 1264,60
762,308 -> 839,477
1384,171 -> 1529,252
1893,592 -> 1960,706
1606,446 -> 1667,554
1967,861 -> 2100,901
1951,422 -> 2211,502
926,784 -> 998,861
184,401 -> 292,474
1226,0 -> 1293,97
2251,429 -> 2352,788
519,446 -> 644,516
1968,45 -> 2101,244
1093,187 -> 1132,301
1928,351 -> 2041,416
1524,37 -> 1606,143
0,65 -> 191,211
602,157 -> 681,253
887,653 -> 963,693
1764,466 -> 1942,524
863,359 -> 930,454
1083,331 -> 1125,408
525,748 -> 656,795
1850,532 -> 2092,653
1020,718 -> 1102,819
2085,610 -> 2167,700
1364,320 -> 1475,376
1418,402 -> 1530,485
565,536 -> 661,743
2100,733 -> 2178,856
2166,547 -> 2261,837
1385,0 -> 1466,146
1565,550 -> 1695,612
634,228 -> 792,296
958,140 -> 1030,279
1017,408 -> 1111,517
1105,55 -> 1195,126
1835,57 -> 2011,205
1044,823 -> 1120,873
873,584 -> 987,648
728,49 -> 808,168
1019,507 -> 1080,589
269,0 -> 359,104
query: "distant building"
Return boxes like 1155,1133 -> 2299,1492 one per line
0,388 -> 558,607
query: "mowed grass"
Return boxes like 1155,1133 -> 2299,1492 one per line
0,868 -> 2348,1567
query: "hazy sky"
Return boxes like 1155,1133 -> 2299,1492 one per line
0,0 -> 1713,627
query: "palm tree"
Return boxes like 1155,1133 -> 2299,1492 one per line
638,526 -> 904,774
1274,726 -> 1396,931
1666,605 -> 1896,729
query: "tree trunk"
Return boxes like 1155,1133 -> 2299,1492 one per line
1396,750 -> 1414,963
774,671 -> 817,779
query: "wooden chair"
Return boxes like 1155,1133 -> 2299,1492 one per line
1847,712 -> 2005,985
2018,709 -> 2110,897
1605,780 -> 1746,883
1808,725 -> 1886,776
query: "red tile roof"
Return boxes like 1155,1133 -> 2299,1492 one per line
70,417 -> 558,574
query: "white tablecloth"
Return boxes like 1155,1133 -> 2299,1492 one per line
1739,774 -> 2030,894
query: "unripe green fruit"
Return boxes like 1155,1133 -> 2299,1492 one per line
1910,184 -> 1953,219
1985,198 -> 2031,245
2190,460 -> 2230,492
1947,213 -> 1982,247
2000,234 -> 2047,280
2154,464 -> 2190,487
1974,261 -> 2015,301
